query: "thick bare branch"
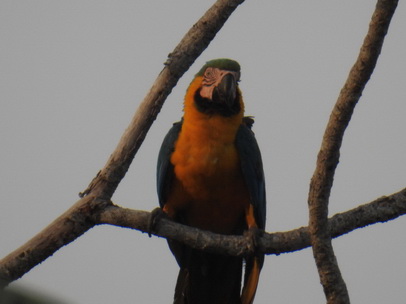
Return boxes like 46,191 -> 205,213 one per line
97,187 -> 406,256
307,0 -> 399,303
0,2 -> 402,301
1,183 -> 405,287
0,196 -> 110,286
79,0 -> 245,199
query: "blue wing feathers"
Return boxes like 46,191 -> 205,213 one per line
235,124 -> 267,229
157,121 -> 182,208
157,120 -> 266,229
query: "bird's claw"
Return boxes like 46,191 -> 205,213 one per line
243,227 -> 263,255
148,207 -> 168,237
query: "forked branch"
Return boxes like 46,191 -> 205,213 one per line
98,187 -> 406,256
1,187 -> 405,286
307,0 -> 399,303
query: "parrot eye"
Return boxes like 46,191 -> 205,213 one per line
203,67 -> 218,86
204,67 -> 214,77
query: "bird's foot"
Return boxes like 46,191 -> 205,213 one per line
148,207 -> 169,237
243,227 -> 264,255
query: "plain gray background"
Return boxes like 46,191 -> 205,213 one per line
1,1 -> 406,303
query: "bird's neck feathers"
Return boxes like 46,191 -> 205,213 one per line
181,76 -> 244,143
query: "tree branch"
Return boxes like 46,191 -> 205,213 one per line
0,196 -> 109,287
79,0 -> 245,200
307,0 -> 399,303
3,186 -> 404,287
1,2 -> 402,301
99,187 -> 406,256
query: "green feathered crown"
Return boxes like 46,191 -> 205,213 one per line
196,58 -> 241,76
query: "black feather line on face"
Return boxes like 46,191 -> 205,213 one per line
194,89 -> 241,117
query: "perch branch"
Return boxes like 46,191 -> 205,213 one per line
98,187 -> 406,256
307,0 -> 399,303
0,196 -> 109,286
1,184 -> 405,286
5,184 -> 404,285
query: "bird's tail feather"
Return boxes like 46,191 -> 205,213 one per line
173,249 -> 242,304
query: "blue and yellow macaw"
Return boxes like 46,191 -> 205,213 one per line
157,58 -> 266,304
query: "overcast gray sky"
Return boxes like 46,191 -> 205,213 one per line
1,1 -> 406,303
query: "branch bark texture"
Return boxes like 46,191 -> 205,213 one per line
1,187 -> 405,287
307,0 -> 398,303
0,196 -> 109,286
101,187 -> 406,256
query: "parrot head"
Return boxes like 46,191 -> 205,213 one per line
191,58 -> 242,117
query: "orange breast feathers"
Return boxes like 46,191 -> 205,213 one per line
164,76 -> 250,234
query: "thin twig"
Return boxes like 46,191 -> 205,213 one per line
307,0 -> 399,303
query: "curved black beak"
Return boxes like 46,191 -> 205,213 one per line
212,73 -> 237,107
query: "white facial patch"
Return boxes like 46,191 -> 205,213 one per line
199,67 -> 240,100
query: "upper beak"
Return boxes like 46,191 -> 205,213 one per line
212,73 -> 237,107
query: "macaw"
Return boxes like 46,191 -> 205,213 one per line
157,58 -> 266,304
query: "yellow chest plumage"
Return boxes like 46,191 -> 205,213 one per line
165,77 -> 249,233
171,76 -> 244,199
171,116 -> 240,199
